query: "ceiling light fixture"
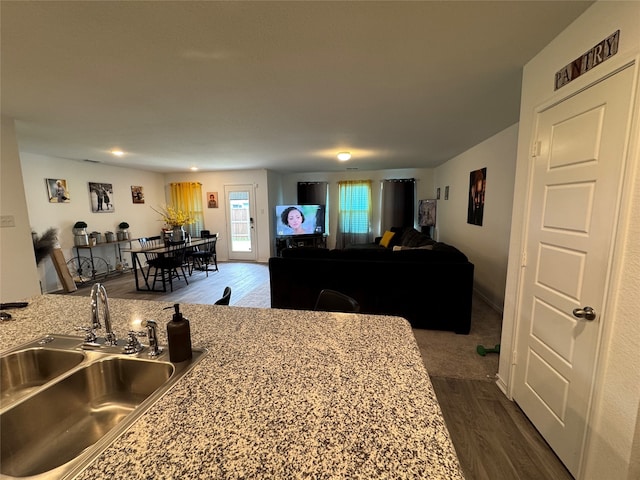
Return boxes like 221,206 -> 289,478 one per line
337,152 -> 351,161
111,149 -> 124,157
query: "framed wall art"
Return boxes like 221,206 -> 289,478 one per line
88,182 -> 114,213
418,199 -> 437,227
131,185 -> 144,204
46,178 -> 70,203
467,167 -> 487,226
207,192 -> 219,208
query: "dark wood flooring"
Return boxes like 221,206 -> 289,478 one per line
62,262 -> 573,480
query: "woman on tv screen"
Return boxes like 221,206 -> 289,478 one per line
280,206 -> 309,234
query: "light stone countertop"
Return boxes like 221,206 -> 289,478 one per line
0,294 -> 464,480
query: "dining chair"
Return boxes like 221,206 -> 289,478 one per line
314,289 -> 360,313
187,233 -> 218,276
139,236 -> 164,278
148,240 -> 189,292
214,286 -> 232,305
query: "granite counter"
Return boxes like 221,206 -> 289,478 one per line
0,294 -> 464,479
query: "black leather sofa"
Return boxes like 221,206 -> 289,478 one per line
269,237 -> 474,334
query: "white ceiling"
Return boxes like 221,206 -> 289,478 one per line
1,1 -> 594,174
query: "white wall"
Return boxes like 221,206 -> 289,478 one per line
500,2 -> 640,479
163,170 -> 272,263
434,124 -> 518,311
20,152 -> 166,293
0,116 -> 40,301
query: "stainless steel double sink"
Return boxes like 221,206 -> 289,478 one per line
0,334 -> 207,479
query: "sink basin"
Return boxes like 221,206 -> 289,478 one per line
0,335 -> 207,479
0,348 -> 85,408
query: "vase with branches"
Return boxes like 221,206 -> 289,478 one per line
152,205 -> 195,241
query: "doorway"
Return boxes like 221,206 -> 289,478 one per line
512,65 -> 635,476
224,184 -> 257,261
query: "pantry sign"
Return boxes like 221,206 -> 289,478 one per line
555,30 -> 620,90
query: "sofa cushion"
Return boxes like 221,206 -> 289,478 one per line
398,227 -> 433,247
281,247 -> 330,259
379,230 -> 396,248
328,248 -> 394,260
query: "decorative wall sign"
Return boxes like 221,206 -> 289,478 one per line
207,192 -> 219,208
467,168 -> 486,226
46,178 -> 70,203
555,30 -> 619,90
131,185 -> 144,204
88,182 -> 114,213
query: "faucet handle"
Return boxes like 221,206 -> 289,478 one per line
123,331 -> 144,354
76,325 -> 98,344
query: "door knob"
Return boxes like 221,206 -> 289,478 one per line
573,306 -> 597,321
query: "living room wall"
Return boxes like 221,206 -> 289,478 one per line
280,167 -> 437,249
435,124 -> 518,311
20,152 -> 166,293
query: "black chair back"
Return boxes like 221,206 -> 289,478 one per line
314,289 -> 360,313
215,286 -> 232,305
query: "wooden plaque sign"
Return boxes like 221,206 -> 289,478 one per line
555,30 -> 620,90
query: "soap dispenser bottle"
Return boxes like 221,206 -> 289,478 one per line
166,303 -> 192,362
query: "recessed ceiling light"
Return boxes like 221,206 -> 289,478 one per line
337,152 -> 351,161
111,149 -> 124,157
190,166 -> 199,171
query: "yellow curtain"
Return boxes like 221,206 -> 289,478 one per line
169,182 -> 204,238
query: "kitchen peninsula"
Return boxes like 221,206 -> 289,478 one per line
0,294 -> 464,479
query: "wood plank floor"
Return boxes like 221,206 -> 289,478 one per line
62,262 -> 573,480
65,261 -> 271,306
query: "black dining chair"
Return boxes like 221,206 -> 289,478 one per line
148,240 -> 189,292
314,289 -> 360,313
214,286 -> 232,305
187,233 -> 218,276
137,235 -> 164,279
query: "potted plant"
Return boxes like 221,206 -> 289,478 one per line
117,222 -> 130,241
152,205 -> 195,242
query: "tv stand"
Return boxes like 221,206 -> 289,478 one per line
276,234 -> 326,256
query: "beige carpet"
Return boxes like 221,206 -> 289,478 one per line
412,293 -> 502,381
237,284 -> 502,381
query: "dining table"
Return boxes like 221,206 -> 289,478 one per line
121,237 -> 215,292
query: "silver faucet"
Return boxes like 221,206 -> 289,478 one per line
89,283 -> 117,346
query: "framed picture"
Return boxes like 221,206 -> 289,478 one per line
131,185 -> 144,204
207,192 -> 219,208
46,178 -> 70,203
436,187 -> 441,200
88,182 -> 114,213
418,199 -> 437,227
445,186 -> 449,200
467,167 -> 487,226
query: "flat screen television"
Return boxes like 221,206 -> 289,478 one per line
275,204 -> 326,236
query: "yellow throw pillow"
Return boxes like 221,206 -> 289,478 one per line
379,230 -> 396,248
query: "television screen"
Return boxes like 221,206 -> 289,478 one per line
275,205 -> 326,236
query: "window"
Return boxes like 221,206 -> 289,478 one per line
335,180 -> 372,248
169,182 -> 204,238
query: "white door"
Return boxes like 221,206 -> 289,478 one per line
513,65 -> 634,477
224,184 -> 257,261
